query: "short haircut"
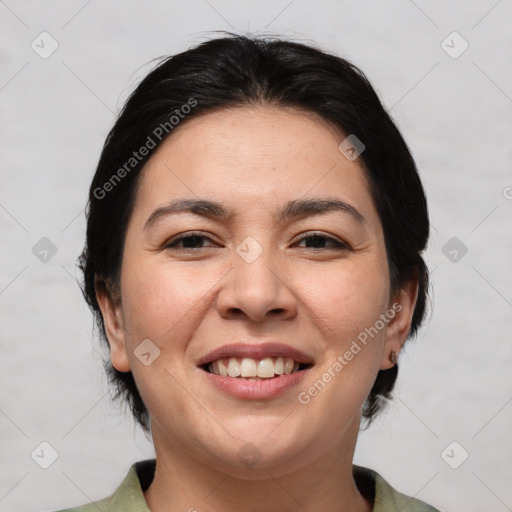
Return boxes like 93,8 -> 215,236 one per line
79,34 -> 430,432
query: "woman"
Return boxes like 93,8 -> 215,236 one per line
59,34 -> 439,511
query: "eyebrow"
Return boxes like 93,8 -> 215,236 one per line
144,197 -> 366,230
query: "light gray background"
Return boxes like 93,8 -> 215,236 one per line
1,1 -> 511,511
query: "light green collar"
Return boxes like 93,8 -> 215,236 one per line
58,459 -> 440,512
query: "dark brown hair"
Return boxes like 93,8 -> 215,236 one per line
79,34 -> 430,432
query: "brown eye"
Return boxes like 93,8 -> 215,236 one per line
295,233 -> 350,250
164,232 -> 217,250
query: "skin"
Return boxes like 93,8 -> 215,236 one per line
97,106 -> 418,512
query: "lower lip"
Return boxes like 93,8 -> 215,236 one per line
202,368 -> 310,400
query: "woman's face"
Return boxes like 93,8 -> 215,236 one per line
99,106 -> 416,475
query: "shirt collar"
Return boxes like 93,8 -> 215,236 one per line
107,459 -> 437,512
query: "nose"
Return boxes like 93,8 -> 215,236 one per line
216,249 -> 298,323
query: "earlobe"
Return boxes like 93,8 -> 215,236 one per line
95,279 -> 131,373
380,274 -> 419,370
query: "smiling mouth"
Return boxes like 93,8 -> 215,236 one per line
202,357 -> 313,380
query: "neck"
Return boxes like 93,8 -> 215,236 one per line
144,418 -> 372,512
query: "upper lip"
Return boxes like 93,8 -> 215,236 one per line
197,342 -> 315,367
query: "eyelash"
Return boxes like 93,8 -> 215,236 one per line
163,231 -> 350,251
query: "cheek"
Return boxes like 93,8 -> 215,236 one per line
300,257 -> 390,395
117,259 -> 221,422
119,259 -> 221,352
303,256 -> 390,334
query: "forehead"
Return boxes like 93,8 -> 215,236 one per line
133,106 -> 377,225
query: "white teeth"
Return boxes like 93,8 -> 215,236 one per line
240,358 -> 257,377
227,357 -> 241,377
284,358 -> 294,374
218,358 -> 228,377
208,356 -> 305,378
257,357 -> 275,378
274,357 -> 284,375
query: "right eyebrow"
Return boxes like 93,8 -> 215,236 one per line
144,199 -> 232,231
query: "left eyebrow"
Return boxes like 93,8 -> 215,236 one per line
144,197 -> 366,231
277,198 -> 366,225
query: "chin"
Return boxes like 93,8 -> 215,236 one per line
191,422 -> 314,476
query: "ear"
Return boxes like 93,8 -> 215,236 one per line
380,272 -> 419,370
95,278 -> 131,373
